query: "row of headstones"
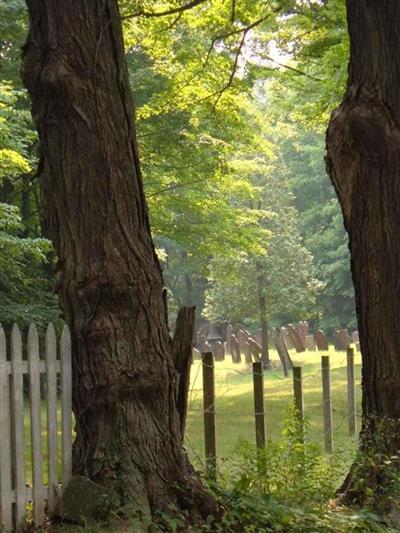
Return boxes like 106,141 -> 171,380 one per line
193,322 -> 360,361
193,326 -> 263,363
279,324 -> 360,353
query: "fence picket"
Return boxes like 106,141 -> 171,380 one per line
46,323 -> 58,514
61,325 -> 72,488
28,323 -> 44,526
0,326 -> 12,530
11,324 -> 26,530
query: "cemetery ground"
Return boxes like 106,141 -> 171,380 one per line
185,346 -> 361,479
22,346 -> 361,489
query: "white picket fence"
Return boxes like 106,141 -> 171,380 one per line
0,323 -> 72,532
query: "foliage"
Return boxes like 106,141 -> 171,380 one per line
152,408 -> 394,532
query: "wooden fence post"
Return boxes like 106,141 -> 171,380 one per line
321,355 -> 333,453
202,352 -> 216,478
292,366 -> 304,443
28,323 -> 44,526
61,325 -> 72,489
252,362 -> 266,449
0,326 -> 12,531
11,324 -> 26,529
46,323 -> 58,514
347,347 -> 357,436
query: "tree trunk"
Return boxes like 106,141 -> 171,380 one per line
326,0 -> 400,503
21,0 -> 215,522
257,274 -> 271,369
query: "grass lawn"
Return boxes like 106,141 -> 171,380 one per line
21,346 -> 361,484
185,346 -> 362,474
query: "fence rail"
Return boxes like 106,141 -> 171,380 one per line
0,323 -> 72,532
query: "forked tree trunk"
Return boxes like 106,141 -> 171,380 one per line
21,0 -> 215,522
326,0 -> 400,502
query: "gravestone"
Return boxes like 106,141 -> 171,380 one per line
298,321 -> 309,346
214,341 -> 225,361
352,330 -> 359,344
248,337 -> 261,362
244,342 -> 252,363
287,324 -> 306,353
231,335 -> 241,363
226,324 -> 233,355
314,329 -> 329,351
305,335 -> 316,351
334,329 -> 350,351
280,327 -> 293,350
355,341 -> 360,352
237,329 -> 249,357
272,330 -> 293,375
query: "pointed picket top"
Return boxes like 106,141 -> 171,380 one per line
61,324 -> 71,358
46,323 -> 57,349
11,323 -> 22,360
28,322 -> 40,364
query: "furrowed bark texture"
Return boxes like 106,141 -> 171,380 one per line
21,0 -> 214,519
326,0 -> 400,498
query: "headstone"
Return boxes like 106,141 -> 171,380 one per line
248,337 -> 261,362
287,324 -> 306,353
226,324 -> 233,355
231,335 -> 241,363
273,332 -> 293,374
352,331 -> 359,344
305,335 -> 316,351
214,341 -> 225,361
237,329 -> 249,356
334,329 -> 350,351
355,341 -> 360,352
280,327 -> 293,350
314,329 -> 329,351
244,342 -> 252,363
298,321 -> 309,346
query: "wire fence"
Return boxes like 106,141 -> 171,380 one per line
184,347 -> 362,474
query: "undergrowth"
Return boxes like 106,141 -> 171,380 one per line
152,407 -> 398,532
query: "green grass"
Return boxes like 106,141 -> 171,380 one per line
21,346 -> 361,484
185,346 -> 362,473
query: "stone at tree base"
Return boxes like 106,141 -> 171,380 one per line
60,475 -> 118,525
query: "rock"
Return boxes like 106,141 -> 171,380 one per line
61,475 -> 116,524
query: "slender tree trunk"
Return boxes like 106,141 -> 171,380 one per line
326,0 -> 400,503
21,0 -> 215,522
257,274 -> 270,369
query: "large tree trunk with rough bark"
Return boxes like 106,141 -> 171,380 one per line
21,0 -> 215,523
326,0 -> 400,504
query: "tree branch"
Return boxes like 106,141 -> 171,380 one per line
121,0 -> 208,20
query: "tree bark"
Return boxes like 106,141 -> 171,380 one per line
21,0 -> 215,522
326,0 -> 400,503
172,306 -> 196,440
